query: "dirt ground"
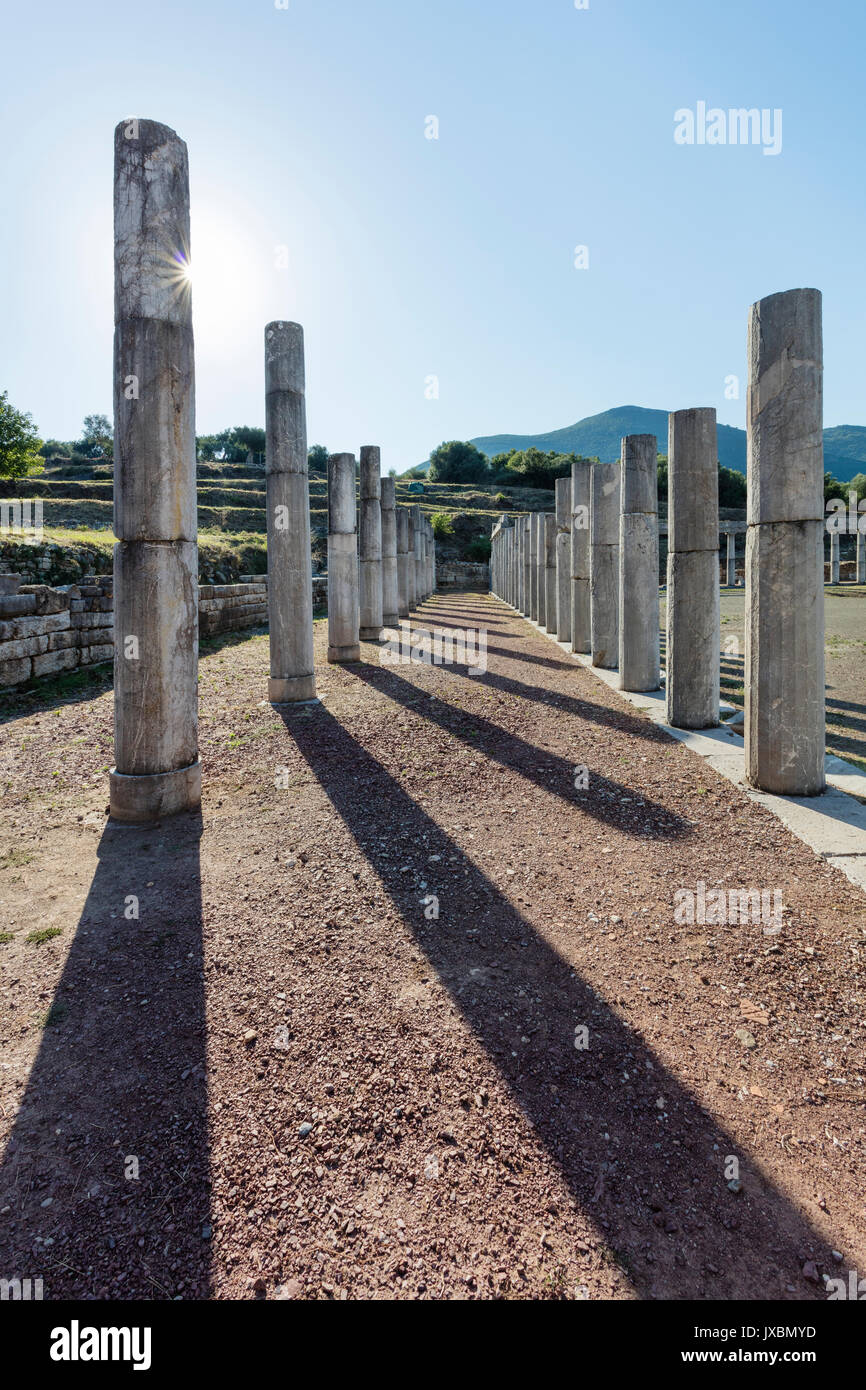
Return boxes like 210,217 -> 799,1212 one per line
0,591 -> 865,1301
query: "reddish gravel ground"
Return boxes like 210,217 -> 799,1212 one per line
0,590 -> 864,1301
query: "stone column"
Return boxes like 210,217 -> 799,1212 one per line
619,435 -> 659,692
397,508 -> 410,617
110,118 -> 200,823
555,477 -> 572,644
265,321 -> 316,703
527,513 -> 537,619
571,459 -> 591,653
590,461 -> 620,668
544,514 -> 557,633
666,409 -> 719,728
381,477 -> 398,626
857,531 -> 865,584
327,452 -> 360,662
745,287 -> 825,795
536,513 -> 547,628
726,532 -> 736,587
430,519 -> 437,594
829,530 -> 840,584
413,506 -> 425,603
519,516 -> 529,614
359,445 -> 383,640
406,509 -> 417,610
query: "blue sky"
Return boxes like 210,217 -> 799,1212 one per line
2,0 -> 863,467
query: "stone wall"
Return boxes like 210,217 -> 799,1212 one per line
436,561 -> 490,591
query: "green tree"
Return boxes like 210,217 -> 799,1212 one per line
81,413 -> 113,457
308,444 -> 329,473
0,391 -> 43,478
428,440 -> 490,484
824,471 -> 847,504
430,511 -> 455,538
718,465 -> 747,507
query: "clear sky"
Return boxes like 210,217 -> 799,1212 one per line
2,0 -> 863,468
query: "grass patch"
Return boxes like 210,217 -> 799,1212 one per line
0,848 -> 34,869
26,927 -> 63,945
37,1002 -> 68,1028
0,931 -> 15,943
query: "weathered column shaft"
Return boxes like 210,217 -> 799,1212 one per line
528,513 -> 537,619
397,508 -> 410,617
619,434 -> 659,692
381,477 -> 398,626
858,531 -> 866,584
570,460 -> 591,653
590,461 -> 620,667
536,513 -> 547,627
830,531 -> 840,584
110,118 -> 200,823
745,287 -> 825,794
665,409 -> 719,727
726,532 -> 736,587
265,321 -> 316,703
555,477 -> 572,644
406,509 -> 417,609
359,445 -> 383,639
544,514 -> 557,633
327,452 -> 360,662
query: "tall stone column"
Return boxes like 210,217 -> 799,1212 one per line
430,518 -> 437,594
527,513 -> 537,619
397,508 -> 410,617
520,515 -> 530,614
857,531 -> 865,584
406,509 -> 417,610
111,118 -> 200,823
265,321 -> 316,704
555,477 -> 572,644
590,461 -> 620,668
829,531 -> 840,584
745,287 -> 825,795
381,476 -> 399,626
571,459 -> 591,653
666,409 -> 719,727
327,452 -> 360,662
726,532 -> 736,587
544,514 -> 557,634
413,506 -> 425,603
619,434 -> 659,691
359,446 -> 383,640
536,513 -> 547,628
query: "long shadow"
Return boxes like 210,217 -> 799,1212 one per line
280,702 -> 837,1299
354,662 -> 690,839
0,814 -> 211,1300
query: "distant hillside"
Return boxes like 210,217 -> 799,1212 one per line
458,406 -> 866,482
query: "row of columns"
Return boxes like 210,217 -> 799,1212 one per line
110,117 -> 437,823
490,285 -> 826,798
326,455 -> 435,664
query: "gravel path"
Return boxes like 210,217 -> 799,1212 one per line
0,591 -> 864,1300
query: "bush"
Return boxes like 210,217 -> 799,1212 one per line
466,536 -> 492,562
430,511 -> 455,539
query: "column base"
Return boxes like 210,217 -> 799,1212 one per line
268,675 -> 317,703
382,612 -> 399,627
327,644 -> 361,663
359,626 -> 383,641
109,761 -> 201,824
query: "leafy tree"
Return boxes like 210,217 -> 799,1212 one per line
0,391 -> 43,478
718,465 -> 746,507
428,440 -> 490,484
308,444 -> 329,473
824,471 -> 847,504
504,447 -> 586,488
466,536 -> 492,562
848,472 -> 866,503
232,425 -> 266,455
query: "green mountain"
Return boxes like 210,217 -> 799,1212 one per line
462,406 -> 866,482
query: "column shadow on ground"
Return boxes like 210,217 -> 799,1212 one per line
0,814 -> 211,1300
351,663 -> 690,840
281,700 -> 837,1299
